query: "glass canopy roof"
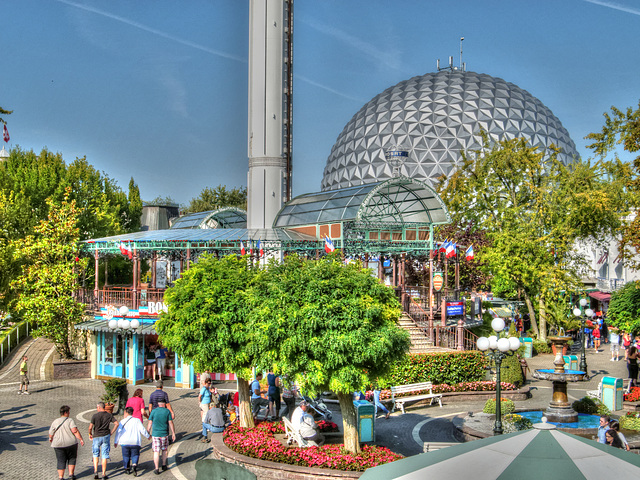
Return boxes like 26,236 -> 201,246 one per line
170,207 -> 247,229
274,177 -> 450,228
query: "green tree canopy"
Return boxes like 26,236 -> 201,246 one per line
156,253 -> 410,452
11,189 -> 88,358
247,254 -> 410,452
438,134 -> 622,338
0,147 -> 142,311
586,100 -> 640,269
606,281 -> 640,335
182,184 -> 247,214
155,254 -> 261,428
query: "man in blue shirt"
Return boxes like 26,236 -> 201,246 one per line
597,415 -> 610,444
149,381 -> 175,419
251,373 -> 269,420
147,399 -> 176,475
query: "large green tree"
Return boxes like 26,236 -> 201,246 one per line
586,100 -> 640,269
182,184 -> 247,214
248,254 -> 410,453
438,134 -> 622,339
11,190 -> 88,358
156,253 -> 410,452
155,254 -> 261,429
0,147 -> 142,311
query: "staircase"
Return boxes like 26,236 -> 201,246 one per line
398,313 -> 448,353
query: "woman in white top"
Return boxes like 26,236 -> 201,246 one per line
49,405 -> 84,480
114,406 -> 151,476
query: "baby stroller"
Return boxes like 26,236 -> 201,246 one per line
301,393 -> 332,421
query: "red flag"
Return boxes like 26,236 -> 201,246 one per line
119,242 -> 133,259
240,241 -> 246,255
258,240 -> 263,257
3,125 -> 9,143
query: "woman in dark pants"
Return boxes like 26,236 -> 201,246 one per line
49,405 -> 84,480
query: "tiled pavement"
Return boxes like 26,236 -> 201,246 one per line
0,337 -> 635,479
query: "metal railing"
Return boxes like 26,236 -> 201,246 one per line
401,291 -> 478,350
0,319 -> 33,366
76,287 -> 168,313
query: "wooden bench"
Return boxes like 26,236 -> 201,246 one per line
282,417 -> 318,448
390,382 -> 442,414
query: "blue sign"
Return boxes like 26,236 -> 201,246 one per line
446,301 -> 464,316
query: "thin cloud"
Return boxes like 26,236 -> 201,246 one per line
57,1 -> 364,103
298,15 -> 403,71
55,0 -> 247,63
584,0 -> 640,16
295,74 -> 367,103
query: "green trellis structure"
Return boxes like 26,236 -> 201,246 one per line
79,177 -> 452,261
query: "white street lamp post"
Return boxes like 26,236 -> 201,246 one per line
573,298 -> 592,376
106,306 -> 141,413
477,317 -> 521,435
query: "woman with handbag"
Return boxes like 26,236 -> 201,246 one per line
49,405 -> 84,480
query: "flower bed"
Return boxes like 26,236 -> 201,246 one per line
624,387 -> 640,402
367,381 -> 518,401
317,420 -> 340,433
223,421 -> 402,471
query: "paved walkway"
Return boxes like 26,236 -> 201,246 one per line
0,338 -> 635,479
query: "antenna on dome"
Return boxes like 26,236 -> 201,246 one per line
437,37 -> 466,72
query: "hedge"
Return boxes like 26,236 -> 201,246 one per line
378,351 -> 485,388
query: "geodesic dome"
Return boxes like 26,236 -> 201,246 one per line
321,70 -> 579,191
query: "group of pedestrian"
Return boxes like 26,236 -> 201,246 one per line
196,376 -> 230,443
597,415 -> 630,450
249,371 -> 299,421
49,381 -> 177,480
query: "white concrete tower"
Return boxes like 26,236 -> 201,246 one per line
247,0 -> 293,229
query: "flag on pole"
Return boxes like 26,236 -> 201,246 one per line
240,241 -> 246,255
446,241 -> 457,258
439,239 -> 449,253
249,241 -> 254,256
257,240 -> 263,257
3,125 -> 9,143
324,235 -> 335,253
119,242 -> 133,259
465,244 -> 474,261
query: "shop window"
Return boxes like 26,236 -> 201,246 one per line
116,334 -> 124,365
104,334 -> 114,363
137,337 -> 145,367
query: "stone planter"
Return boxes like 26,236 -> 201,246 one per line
53,360 -> 91,380
623,401 -> 640,412
209,433 -> 362,480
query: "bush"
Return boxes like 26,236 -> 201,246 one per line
532,339 -> 552,355
620,412 -> 640,431
496,353 -> 524,387
483,398 -> 515,415
101,378 -> 127,405
379,351 -> 486,388
503,413 -> 533,432
572,396 -> 610,416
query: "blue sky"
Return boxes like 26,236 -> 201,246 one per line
2,0 -> 639,204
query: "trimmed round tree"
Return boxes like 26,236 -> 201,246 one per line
249,254 -> 410,453
155,254 -> 262,428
